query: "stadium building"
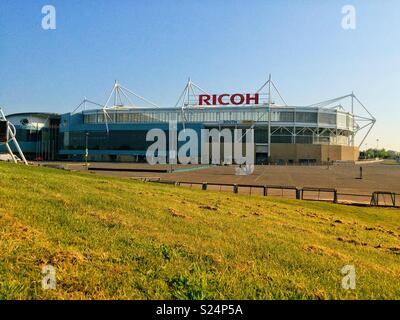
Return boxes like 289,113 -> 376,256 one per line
3,112 -> 61,161
2,77 -> 376,164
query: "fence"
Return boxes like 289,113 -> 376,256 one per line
370,192 -> 398,207
132,177 -> 400,208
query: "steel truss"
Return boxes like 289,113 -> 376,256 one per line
306,93 -> 376,148
73,81 -> 161,133
71,77 -> 376,151
174,75 -> 375,149
175,75 -> 289,145
72,97 -> 104,114
174,78 -> 210,130
101,81 -> 160,133
270,125 -> 350,145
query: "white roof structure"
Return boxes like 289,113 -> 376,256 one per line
71,75 -> 376,148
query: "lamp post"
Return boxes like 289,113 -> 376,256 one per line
376,139 -> 380,159
327,138 -> 330,169
85,132 -> 89,167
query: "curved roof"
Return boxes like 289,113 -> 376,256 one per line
6,112 -> 61,118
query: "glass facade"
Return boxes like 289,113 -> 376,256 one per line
82,107 -> 352,130
63,130 -> 153,151
56,106 -> 355,162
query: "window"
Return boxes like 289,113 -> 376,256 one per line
97,113 -> 105,123
65,130 -> 158,151
318,112 -> 336,125
296,135 -> 313,144
85,114 -> 97,124
117,112 -> 130,123
296,112 -> 317,123
271,135 -> 292,143
337,113 -> 347,129
281,111 -> 294,122
346,115 -> 353,129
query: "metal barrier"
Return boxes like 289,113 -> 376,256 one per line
263,185 -> 299,199
370,192 -> 399,207
336,192 -> 372,206
149,179 -> 399,208
301,187 -> 338,203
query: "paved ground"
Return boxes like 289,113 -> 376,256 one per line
37,161 -> 400,197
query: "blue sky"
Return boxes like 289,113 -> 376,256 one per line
0,0 -> 399,150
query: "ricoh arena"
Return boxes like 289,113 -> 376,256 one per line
2,76 -> 376,164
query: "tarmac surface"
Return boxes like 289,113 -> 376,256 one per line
38,161 -> 400,196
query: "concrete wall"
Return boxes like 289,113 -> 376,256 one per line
271,144 -> 359,163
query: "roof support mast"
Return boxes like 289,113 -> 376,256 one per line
256,74 -> 288,163
100,81 -> 160,133
174,78 -> 210,131
268,74 -> 272,163
351,92 -> 354,146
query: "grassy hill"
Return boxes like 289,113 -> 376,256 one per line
0,162 -> 399,300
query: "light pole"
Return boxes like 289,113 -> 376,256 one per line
327,139 -> 331,169
85,132 -> 89,167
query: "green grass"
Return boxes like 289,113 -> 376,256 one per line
0,162 -> 399,300
382,160 -> 400,165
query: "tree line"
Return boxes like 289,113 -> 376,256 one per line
359,148 -> 400,160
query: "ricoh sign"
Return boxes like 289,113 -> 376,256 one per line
199,93 -> 259,106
